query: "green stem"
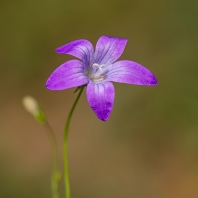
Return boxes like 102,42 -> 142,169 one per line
44,121 -> 61,198
63,86 -> 85,198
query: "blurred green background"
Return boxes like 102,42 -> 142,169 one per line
1,0 -> 198,197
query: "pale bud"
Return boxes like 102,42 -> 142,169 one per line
22,95 -> 46,123
23,96 -> 39,116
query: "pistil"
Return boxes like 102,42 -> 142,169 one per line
88,63 -> 106,82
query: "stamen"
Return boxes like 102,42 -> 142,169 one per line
91,76 -> 106,83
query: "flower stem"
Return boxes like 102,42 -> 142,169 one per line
63,86 -> 85,198
44,121 -> 61,198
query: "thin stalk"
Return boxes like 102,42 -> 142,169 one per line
63,86 -> 84,198
44,121 -> 60,198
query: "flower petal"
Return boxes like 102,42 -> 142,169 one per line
107,60 -> 157,85
94,36 -> 128,65
56,39 -> 94,64
46,60 -> 88,90
86,81 -> 115,121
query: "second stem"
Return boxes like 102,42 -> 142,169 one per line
63,86 -> 85,198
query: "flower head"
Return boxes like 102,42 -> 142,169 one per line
46,36 -> 157,121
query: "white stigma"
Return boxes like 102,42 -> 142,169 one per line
92,63 -> 105,73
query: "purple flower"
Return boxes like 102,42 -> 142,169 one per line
46,36 -> 157,121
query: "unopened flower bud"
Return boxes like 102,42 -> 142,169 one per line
22,95 -> 46,123
23,96 -> 39,116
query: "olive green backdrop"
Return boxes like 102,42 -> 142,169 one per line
1,0 -> 198,198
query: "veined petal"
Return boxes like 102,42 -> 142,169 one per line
86,81 -> 115,121
46,60 -> 88,90
107,60 -> 157,85
56,39 -> 94,64
94,36 -> 128,65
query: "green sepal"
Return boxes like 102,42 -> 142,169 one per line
73,85 -> 86,93
35,104 -> 46,124
36,111 -> 46,123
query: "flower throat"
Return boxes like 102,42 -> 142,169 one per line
88,63 -> 106,83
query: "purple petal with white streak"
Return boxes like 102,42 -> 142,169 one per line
56,39 -> 94,65
94,36 -> 127,65
86,81 -> 115,121
46,60 -> 88,90
107,60 -> 157,85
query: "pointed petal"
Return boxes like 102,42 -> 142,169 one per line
46,60 -> 88,90
94,36 -> 128,65
107,60 -> 157,85
86,81 -> 115,121
56,39 -> 94,64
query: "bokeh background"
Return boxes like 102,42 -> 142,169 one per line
1,0 -> 198,197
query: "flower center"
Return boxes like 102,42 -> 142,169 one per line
88,63 -> 106,83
